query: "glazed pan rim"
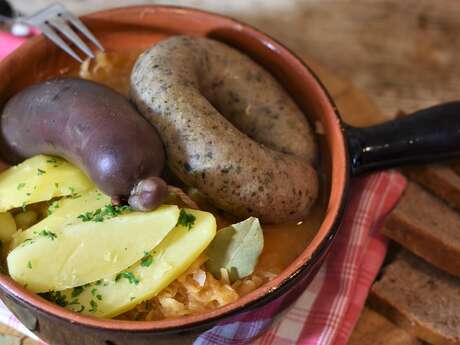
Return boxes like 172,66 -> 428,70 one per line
0,4 -> 349,333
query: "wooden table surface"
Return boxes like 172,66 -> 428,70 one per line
15,0 -> 460,121
6,1 -> 460,344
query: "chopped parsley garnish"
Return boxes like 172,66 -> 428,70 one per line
54,182 -> 59,189
37,168 -> 46,176
68,298 -> 80,306
90,288 -> 97,296
77,204 -> 133,223
89,300 -> 98,313
67,187 -> 81,199
26,193 -> 31,196
106,204 -> 133,216
77,212 -> 93,222
35,229 -> 57,241
141,251 -> 153,267
76,305 -> 85,313
115,271 -> 140,285
21,202 -> 27,213
20,238 -> 34,247
177,209 -> 196,230
96,294 -> 102,301
71,286 -> 84,298
27,261 -> 32,269
130,296 -> 136,301
45,291 -> 67,307
17,183 -> 26,190
47,201 -> 60,215
46,158 -> 60,167
94,279 -> 109,287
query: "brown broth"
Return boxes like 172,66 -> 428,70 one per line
257,196 -> 325,275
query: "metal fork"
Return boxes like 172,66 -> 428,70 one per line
22,2 -> 104,62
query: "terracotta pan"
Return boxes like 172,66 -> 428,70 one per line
0,5 -> 459,345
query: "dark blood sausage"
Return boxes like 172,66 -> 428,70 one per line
0,78 -> 167,211
130,36 -> 319,223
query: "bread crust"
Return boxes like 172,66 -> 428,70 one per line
384,182 -> 460,277
403,164 -> 460,212
370,251 -> 460,345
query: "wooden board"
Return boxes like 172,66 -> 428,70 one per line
307,59 -> 389,126
348,308 -> 422,345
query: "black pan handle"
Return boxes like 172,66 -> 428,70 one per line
346,101 -> 460,175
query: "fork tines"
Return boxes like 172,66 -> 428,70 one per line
24,3 -> 104,63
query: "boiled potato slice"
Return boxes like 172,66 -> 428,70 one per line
0,155 -> 93,212
61,209 -> 216,318
11,189 -> 111,248
7,205 -> 180,293
0,212 -> 16,242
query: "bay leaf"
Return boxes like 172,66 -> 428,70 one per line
205,217 -> 264,282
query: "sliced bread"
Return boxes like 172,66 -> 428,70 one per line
451,161 -> 460,176
403,164 -> 460,211
348,307 -> 423,345
370,250 -> 460,345
383,182 -> 460,277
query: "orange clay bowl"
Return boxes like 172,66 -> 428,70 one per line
1,5 -> 460,345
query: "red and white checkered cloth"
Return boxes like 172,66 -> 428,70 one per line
0,40 -> 407,344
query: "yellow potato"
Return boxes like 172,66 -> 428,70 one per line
8,205 -> 180,293
11,189 -> 111,248
0,212 -> 16,242
0,155 -> 93,212
61,209 -> 216,318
